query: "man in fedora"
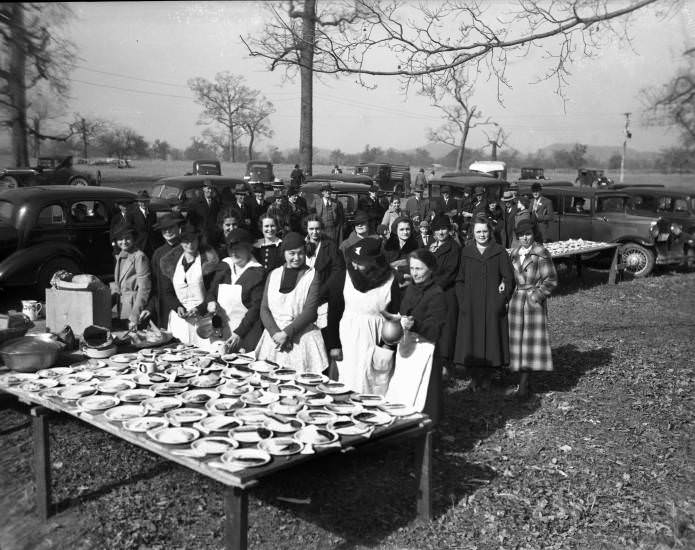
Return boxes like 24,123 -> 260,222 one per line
500,189 -> 518,248
130,189 -> 160,257
530,182 -> 554,243
357,184 -> 386,233
286,185 -> 307,233
245,183 -> 268,237
141,213 -> 184,328
186,179 -> 220,245
231,183 -> 252,228
310,182 -> 344,243
267,184 -> 292,235
404,183 -> 429,223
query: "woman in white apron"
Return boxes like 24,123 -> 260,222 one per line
325,239 -> 401,393
160,223 -> 219,348
385,249 -> 446,425
206,228 -> 265,353
255,232 -> 327,373
304,215 -> 345,352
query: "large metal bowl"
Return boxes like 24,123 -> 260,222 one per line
0,335 -> 64,373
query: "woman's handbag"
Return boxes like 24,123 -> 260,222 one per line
365,344 -> 395,395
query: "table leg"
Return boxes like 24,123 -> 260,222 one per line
608,246 -> 621,284
31,410 -> 51,520
223,486 -> 248,550
415,430 -> 432,522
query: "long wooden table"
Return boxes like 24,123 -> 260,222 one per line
545,241 -> 624,284
0,372 -> 433,549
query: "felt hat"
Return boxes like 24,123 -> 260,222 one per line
115,196 -> 135,206
347,238 -> 384,265
531,182 -> 543,192
320,182 -> 333,192
501,190 -> 515,202
179,222 -> 201,242
252,183 -> 265,194
353,210 -> 369,226
474,186 -> 485,195
234,183 -> 248,194
369,184 -> 380,193
112,223 -> 136,240
281,231 -> 305,252
515,219 -> 536,236
419,219 -> 430,229
430,214 -> 451,231
286,185 -> 299,197
440,185 -> 451,194
225,228 -> 255,247
136,190 -> 150,201
202,179 -> 215,189
154,213 -> 184,231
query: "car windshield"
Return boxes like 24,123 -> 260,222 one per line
629,194 -> 694,215
0,201 -> 15,225
151,184 -> 181,200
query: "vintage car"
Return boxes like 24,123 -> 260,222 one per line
0,186 -> 138,295
185,159 -> 221,176
149,176 -> 250,215
621,186 -> 695,235
576,168 -> 613,187
428,175 -> 509,203
352,162 -> 411,194
519,167 -> 546,180
302,175 -> 384,238
243,160 -> 279,189
0,156 -> 101,189
539,185 -> 693,277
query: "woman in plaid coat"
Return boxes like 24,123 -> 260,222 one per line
508,219 -> 558,397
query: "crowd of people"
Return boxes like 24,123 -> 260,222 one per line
107,177 -> 558,426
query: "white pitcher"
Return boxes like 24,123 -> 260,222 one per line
21,300 -> 43,321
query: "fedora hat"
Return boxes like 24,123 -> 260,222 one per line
353,210 -> 369,226
154,213 -> 184,231
515,219 -> 536,236
136,190 -> 150,201
179,222 -> 201,242
501,190 -> 515,202
347,238 -> 384,266
225,228 -> 255,247
111,223 -> 136,241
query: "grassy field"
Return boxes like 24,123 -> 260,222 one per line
1,270 -> 693,549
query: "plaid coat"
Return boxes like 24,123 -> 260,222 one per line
508,243 -> 558,371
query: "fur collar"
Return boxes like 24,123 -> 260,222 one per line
160,246 -> 219,280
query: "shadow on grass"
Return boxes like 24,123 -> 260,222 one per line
533,343 -> 613,394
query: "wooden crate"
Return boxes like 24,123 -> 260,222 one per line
45,288 -> 112,336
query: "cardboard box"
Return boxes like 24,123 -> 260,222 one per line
46,287 -> 112,336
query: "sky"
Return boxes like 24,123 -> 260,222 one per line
28,1 -> 695,155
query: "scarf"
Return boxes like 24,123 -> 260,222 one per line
279,265 -> 307,294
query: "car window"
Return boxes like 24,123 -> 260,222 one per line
69,200 -> 107,224
628,194 -> 658,212
336,194 -> 354,213
596,197 -> 626,213
566,195 -> 591,215
657,196 -> 673,212
154,184 -> 181,200
183,188 -> 202,201
673,198 -> 689,213
0,200 -> 15,226
37,204 -> 66,226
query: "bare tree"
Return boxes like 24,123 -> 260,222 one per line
242,0 -> 366,174
27,87 -> 66,158
423,70 -> 494,171
188,72 -> 260,162
643,48 -> 695,149
0,3 -> 75,165
240,97 -> 275,161
69,114 -> 107,159
483,125 -> 509,161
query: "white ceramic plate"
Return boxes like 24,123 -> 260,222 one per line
294,425 -> 340,445
240,390 -> 280,406
221,448 -> 271,468
191,437 -> 238,455
152,382 -> 189,396
71,360 -> 107,371
223,353 -> 255,365
228,426 -> 273,444
159,353 -> 187,362
165,407 -> 208,425
268,398 -> 305,416
221,368 -> 253,382
326,418 -> 372,436
206,397 -> 244,415
351,409 -> 392,426
248,360 -> 277,373
77,394 -> 120,412
97,378 -> 136,394
350,393 -> 386,406
59,371 -> 94,386
189,374 -> 220,388
165,366 -> 200,379
122,416 -> 168,432
263,417 -> 304,434
326,402 -> 363,416
296,409 -> 338,426
233,407 -> 269,426
111,353 -> 138,363
276,384 -> 305,397
217,383 -> 251,397
194,415 -> 243,435
56,384 -> 97,401
142,396 -> 183,414
148,426 -> 200,445
272,368 -> 298,382
258,437 -> 304,456
116,388 -> 156,403
316,382 -> 351,395
304,392 -> 333,407
294,372 -> 328,386
37,366 -> 73,379
378,403 -> 418,417
181,389 -> 219,405
19,378 -> 59,392
0,372 -> 39,386
103,404 -> 146,422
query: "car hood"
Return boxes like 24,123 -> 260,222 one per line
149,196 -> 180,211
1,168 -> 38,176
0,222 -> 18,258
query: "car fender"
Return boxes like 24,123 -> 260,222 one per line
613,235 -> 654,247
0,243 -> 86,286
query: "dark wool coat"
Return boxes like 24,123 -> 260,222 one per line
454,242 -> 515,368
431,237 -> 460,360
307,237 -> 345,303
501,203 -> 518,248
530,195 -> 555,242
186,197 -> 221,245
357,194 -> 386,232
205,262 -> 266,351
129,205 -> 162,257
245,196 -> 268,236
147,241 -> 182,328
508,243 -> 557,372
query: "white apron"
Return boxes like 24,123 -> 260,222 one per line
385,338 -> 434,412
336,273 -> 394,393
254,266 -> 328,373
217,258 -> 261,352
168,254 -> 210,349
305,241 -> 328,329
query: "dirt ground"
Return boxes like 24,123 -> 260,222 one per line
0,270 -> 694,550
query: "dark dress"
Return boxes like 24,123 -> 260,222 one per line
146,240 -> 182,328
206,261 -> 266,352
253,239 -> 283,273
130,205 -> 161,258
400,279 -> 446,425
454,241 -> 515,368
430,237 -> 460,362
186,197 -> 221,245
382,233 -> 418,286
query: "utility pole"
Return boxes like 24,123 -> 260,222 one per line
620,112 -> 632,183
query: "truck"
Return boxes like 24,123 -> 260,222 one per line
353,162 -> 411,195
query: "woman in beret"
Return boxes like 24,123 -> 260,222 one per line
112,224 -> 151,331
255,232 -> 328,373
253,214 -> 284,272
507,219 -> 558,397
339,210 -> 378,257
160,223 -> 219,347
454,215 -> 515,391
206,229 -> 265,353
382,216 -> 419,286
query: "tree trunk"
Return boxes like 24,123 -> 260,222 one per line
490,141 -> 498,160
8,4 -> 29,166
32,118 -> 40,158
81,118 -> 89,158
455,111 -> 474,171
299,0 -> 316,176
229,126 -> 236,162
247,130 -> 255,161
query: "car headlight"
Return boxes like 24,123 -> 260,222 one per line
649,221 -> 660,238
670,222 -> 683,236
